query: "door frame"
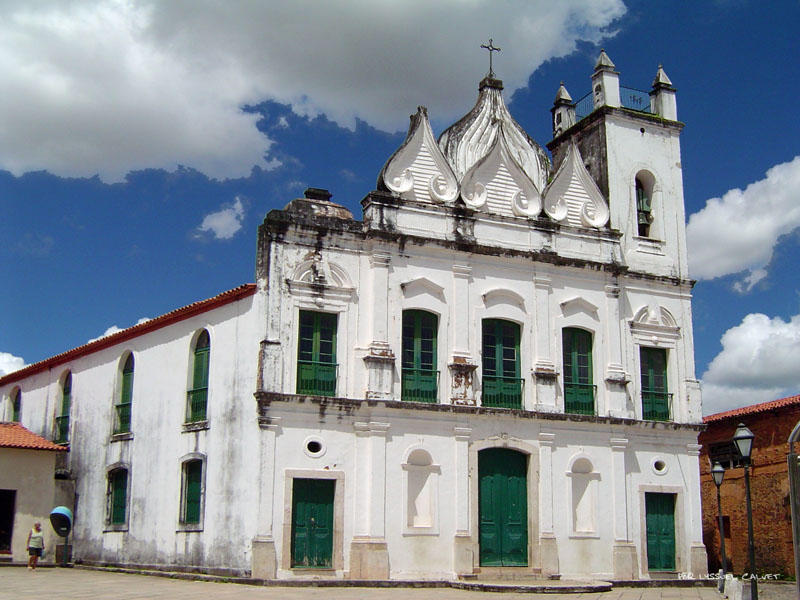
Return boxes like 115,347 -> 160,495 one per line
281,469 -> 344,573
638,485 -> 684,576
469,439 -> 539,572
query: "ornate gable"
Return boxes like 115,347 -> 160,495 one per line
543,143 -> 609,228
379,107 -> 458,204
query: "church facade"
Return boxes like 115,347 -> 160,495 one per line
0,52 -> 707,580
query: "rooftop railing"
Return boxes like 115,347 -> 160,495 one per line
575,86 -> 653,122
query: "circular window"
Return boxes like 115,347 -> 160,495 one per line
304,436 -> 326,458
652,458 -> 668,475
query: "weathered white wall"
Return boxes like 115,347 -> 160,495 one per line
0,448 -> 60,563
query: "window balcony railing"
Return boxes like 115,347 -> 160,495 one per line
482,376 -> 524,409
575,86 -> 653,122
564,383 -> 596,415
401,369 -> 439,403
55,415 -> 70,444
115,402 -> 132,434
296,361 -> 338,397
642,392 -> 673,422
186,388 -> 208,423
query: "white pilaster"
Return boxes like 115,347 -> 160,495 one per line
604,283 -> 630,417
533,275 -> 557,411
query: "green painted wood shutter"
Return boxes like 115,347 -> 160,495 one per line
110,469 -> 128,524
482,319 -> 522,408
183,460 -> 203,524
188,333 -> 210,422
401,310 -> 438,402
563,328 -> 594,415
641,347 -> 669,420
11,390 -> 21,423
296,311 -> 337,396
56,374 -> 71,443
116,356 -> 134,433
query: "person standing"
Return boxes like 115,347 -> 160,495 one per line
26,522 -> 44,570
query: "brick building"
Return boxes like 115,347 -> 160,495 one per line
699,394 -> 800,577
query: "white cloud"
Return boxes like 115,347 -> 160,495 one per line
0,0 -> 625,182
88,317 -> 151,343
701,312 -> 800,415
197,197 -> 245,240
0,352 -> 26,376
687,156 -> 800,291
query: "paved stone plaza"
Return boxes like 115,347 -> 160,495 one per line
0,567 -> 748,600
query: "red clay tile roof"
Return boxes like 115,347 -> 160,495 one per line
704,394 -> 800,423
0,422 -> 67,451
0,283 -> 257,386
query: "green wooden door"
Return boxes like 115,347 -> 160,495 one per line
645,492 -> 676,571
641,347 -> 669,421
479,448 -> 528,566
297,311 -> 338,396
291,478 -> 335,568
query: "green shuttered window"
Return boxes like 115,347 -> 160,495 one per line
563,328 -> 595,415
296,311 -> 337,396
187,331 -> 210,422
402,310 -> 438,403
115,354 -> 134,433
641,347 -> 670,421
482,319 -> 522,409
182,460 -> 203,524
11,389 -> 21,423
108,469 -> 128,525
55,373 -> 71,444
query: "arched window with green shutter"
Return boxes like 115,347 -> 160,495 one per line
55,373 -> 71,444
481,319 -> 522,409
107,468 -> 128,526
115,354 -> 134,433
563,328 -> 595,415
187,331 -> 210,422
11,388 -> 21,423
402,310 -> 439,403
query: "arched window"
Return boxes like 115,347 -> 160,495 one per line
562,328 -> 594,415
56,373 -> 72,444
635,173 -> 655,237
106,467 -> 129,526
115,354 -> 134,434
180,457 -> 205,528
10,388 -> 21,423
187,331 -> 210,423
401,310 -> 438,403
481,319 -> 522,408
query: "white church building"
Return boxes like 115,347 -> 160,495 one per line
1,52 -> 707,581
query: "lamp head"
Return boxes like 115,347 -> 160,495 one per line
711,461 -> 725,487
732,422 -> 754,462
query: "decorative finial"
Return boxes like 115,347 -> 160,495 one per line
480,38 -> 501,78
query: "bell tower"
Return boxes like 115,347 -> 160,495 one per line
547,51 -> 689,280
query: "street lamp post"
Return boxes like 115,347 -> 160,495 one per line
733,423 -> 757,600
711,461 -> 728,592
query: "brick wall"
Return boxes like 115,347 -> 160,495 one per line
699,405 -> 800,577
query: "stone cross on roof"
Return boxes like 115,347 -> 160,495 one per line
480,38 -> 501,78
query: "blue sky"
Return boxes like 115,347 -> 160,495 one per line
2,1 -> 799,415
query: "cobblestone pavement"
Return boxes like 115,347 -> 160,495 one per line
0,567 -> 734,600
742,581 -> 796,600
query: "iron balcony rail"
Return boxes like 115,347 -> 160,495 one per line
55,415 -> 69,444
482,376 -> 524,409
186,387 -> 208,422
115,402 -> 132,434
401,368 -> 440,403
564,383 -> 596,415
642,392 -> 673,422
575,86 -> 653,122
296,361 -> 338,397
